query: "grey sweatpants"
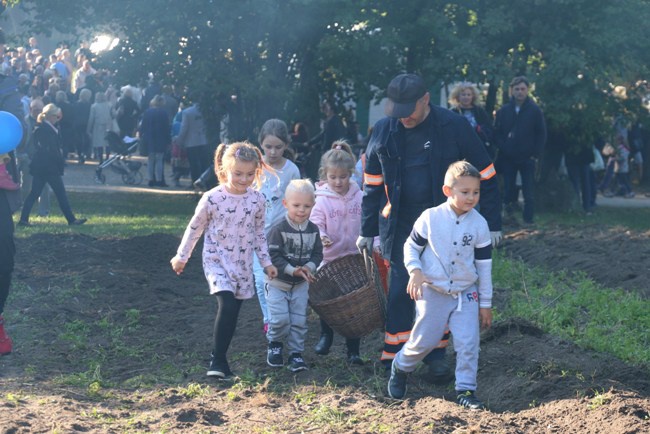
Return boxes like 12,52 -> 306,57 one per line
266,281 -> 309,354
394,285 -> 480,392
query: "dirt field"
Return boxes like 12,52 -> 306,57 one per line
0,225 -> 649,433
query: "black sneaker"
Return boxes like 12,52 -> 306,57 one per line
207,356 -> 233,379
267,341 -> 284,367
387,361 -> 408,399
456,390 -> 486,410
287,353 -> 308,372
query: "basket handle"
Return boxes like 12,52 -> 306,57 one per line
362,249 -> 388,319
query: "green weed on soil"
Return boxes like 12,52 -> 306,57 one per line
493,250 -> 650,369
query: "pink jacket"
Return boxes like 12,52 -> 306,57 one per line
310,181 -> 363,266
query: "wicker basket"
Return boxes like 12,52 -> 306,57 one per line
309,251 -> 387,338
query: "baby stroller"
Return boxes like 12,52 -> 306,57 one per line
94,132 -> 143,185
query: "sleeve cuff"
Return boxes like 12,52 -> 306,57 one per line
284,264 -> 296,276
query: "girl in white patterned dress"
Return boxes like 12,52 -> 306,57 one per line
171,142 -> 278,379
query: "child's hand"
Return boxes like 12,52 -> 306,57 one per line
170,257 -> 186,275
293,267 -> 314,282
407,269 -> 427,300
321,236 -> 332,247
479,308 -> 492,330
264,265 -> 278,279
301,267 -> 316,283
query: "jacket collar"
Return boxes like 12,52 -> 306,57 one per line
285,214 -> 309,231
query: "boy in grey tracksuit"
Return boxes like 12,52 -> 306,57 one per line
265,180 -> 323,372
387,161 -> 493,410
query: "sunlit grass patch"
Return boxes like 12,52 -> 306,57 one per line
493,251 -> 650,369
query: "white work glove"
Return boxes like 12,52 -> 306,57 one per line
490,231 -> 503,248
356,236 -> 374,253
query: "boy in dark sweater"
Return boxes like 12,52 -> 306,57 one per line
265,179 -> 323,372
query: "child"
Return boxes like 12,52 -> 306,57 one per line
265,179 -> 323,372
254,119 -> 301,334
309,141 -> 365,365
171,142 -> 278,379
0,154 -> 20,191
387,161 -> 493,410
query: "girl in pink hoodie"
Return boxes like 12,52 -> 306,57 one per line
310,141 -> 365,365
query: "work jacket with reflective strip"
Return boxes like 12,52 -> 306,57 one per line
361,104 -> 502,260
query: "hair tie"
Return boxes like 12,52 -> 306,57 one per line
235,147 -> 241,158
335,144 -> 342,150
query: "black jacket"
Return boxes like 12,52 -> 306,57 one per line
361,105 -> 501,259
494,97 -> 547,163
266,215 -> 323,290
29,122 -> 65,177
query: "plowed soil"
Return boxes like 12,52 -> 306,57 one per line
0,228 -> 648,433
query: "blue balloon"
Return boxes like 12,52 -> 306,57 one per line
0,111 -> 23,154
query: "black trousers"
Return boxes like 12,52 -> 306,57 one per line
186,145 -> 211,183
20,172 -> 76,223
0,191 -> 15,314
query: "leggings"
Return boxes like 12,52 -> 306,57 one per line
212,291 -> 243,363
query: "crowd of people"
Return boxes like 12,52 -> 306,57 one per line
1,30 -> 648,413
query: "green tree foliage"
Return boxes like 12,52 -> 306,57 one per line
15,0 -> 650,148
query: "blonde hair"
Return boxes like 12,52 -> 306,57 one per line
448,82 -> 481,108
285,179 -> 315,198
214,141 -> 269,189
318,140 -> 356,181
444,160 -> 481,187
37,103 -> 61,123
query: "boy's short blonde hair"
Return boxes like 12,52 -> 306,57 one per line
285,179 -> 315,198
444,160 -> 481,187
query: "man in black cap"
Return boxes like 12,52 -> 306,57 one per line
0,27 -> 25,355
357,73 -> 502,381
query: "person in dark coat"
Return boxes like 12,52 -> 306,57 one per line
306,100 -> 347,179
71,88 -> 92,164
18,103 -> 87,226
493,76 -> 547,224
140,95 -> 171,187
114,87 -> 140,138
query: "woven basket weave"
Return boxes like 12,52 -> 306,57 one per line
309,251 -> 387,338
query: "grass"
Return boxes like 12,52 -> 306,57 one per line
537,206 -> 650,231
13,191 -> 197,238
493,248 -> 650,369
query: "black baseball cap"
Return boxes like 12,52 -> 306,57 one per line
384,73 -> 427,118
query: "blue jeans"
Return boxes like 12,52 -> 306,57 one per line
147,152 -> 165,183
253,254 -> 268,324
501,158 -> 536,223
